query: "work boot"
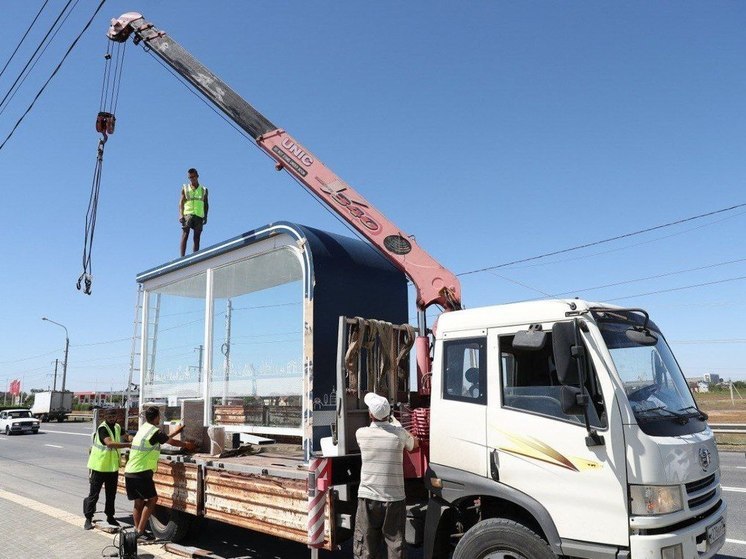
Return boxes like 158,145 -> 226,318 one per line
84,518 -> 94,530
106,517 -> 120,527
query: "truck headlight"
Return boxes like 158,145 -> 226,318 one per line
630,485 -> 683,515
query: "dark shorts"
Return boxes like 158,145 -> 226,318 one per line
182,214 -> 204,232
124,470 -> 156,501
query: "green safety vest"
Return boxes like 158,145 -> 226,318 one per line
183,184 -> 206,217
125,423 -> 161,474
87,421 -> 121,473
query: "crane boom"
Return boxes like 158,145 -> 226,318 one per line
108,12 -> 461,313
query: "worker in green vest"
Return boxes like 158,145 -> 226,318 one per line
179,167 -> 209,257
125,406 -> 196,541
83,408 -> 131,530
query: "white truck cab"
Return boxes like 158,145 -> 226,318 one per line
425,299 -> 726,559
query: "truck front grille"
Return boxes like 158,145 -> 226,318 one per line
688,489 -> 717,510
685,473 -> 715,494
685,472 -> 718,511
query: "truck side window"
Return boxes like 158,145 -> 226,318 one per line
442,337 -> 487,405
500,334 -> 606,427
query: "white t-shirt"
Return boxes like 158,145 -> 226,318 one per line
356,421 -> 415,502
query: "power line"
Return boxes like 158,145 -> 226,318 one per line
72,336 -> 130,347
550,256 -> 746,297
0,348 -> 60,365
0,0 -> 50,81
0,0 -> 107,153
0,1 -> 83,119
494,209 -> 746,272
458,202 -> 746,277
0,0 -> 76,115
606,274 -> 746,302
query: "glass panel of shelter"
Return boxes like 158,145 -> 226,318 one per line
209,249 -> 304,429
143,272 -> 207,408
142,247 -> 304,430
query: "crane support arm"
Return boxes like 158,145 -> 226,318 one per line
108,12 -> 461,312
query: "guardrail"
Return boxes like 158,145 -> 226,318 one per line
709,423 -> 746,434
67,412 -> 93,421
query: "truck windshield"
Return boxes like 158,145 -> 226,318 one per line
593,311 -> 698,426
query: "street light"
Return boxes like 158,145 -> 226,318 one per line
42,317 -> 69,392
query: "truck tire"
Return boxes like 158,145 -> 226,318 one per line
453,518 -> 556,559
4,426 -> 10,436
149,506 -> 193,542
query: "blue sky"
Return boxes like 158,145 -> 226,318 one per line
1,1 -> 744,393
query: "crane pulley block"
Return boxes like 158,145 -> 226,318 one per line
95,111 -> 116,136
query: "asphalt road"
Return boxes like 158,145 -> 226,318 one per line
0,422 -> 743,559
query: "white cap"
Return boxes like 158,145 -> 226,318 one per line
364,392 -> 391,420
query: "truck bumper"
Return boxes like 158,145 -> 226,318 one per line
629,500 -> 727,559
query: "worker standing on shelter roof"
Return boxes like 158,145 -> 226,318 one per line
83,408 -> 131,530
124,406 -> 196,541
179,167 -> 209,257
354,392 -> 418,559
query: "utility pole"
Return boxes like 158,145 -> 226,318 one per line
42,318 -> 70,392
222,299 -> 232,404
52,359 -> 59,391
195,345 -> 204,383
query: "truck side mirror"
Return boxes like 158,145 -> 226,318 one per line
552,322 -> 579,385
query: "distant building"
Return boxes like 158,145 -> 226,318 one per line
74,391 -> 112,405
703,373 -> 721,384
697,381 -> 709,393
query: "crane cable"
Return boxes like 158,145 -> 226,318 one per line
78,38 -> 126,294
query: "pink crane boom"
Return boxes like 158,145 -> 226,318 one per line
108,12 -> 462,388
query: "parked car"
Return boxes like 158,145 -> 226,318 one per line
0,409 -> 40,435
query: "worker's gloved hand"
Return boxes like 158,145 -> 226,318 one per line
202,218 -> 207,226
183,441 -> 198,452
389,416 -> 402,427
179,216 -> 186,225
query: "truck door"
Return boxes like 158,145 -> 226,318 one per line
485,325 -> 628,547
430,330 -> 488,477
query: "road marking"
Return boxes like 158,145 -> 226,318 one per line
44,444 -> 62,448
727,538 -> 746,545
0,488 -> 172,557
39,430 -> 90,437
737,466 -> 746,469
722,486 -> 746,493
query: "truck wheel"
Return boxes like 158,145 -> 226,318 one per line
453,518 -> 556,559
149,506 -> 193,542
57,416 -> 65,422
5,426 -> 10,436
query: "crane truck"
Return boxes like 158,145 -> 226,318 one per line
108,12 -> 726,559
